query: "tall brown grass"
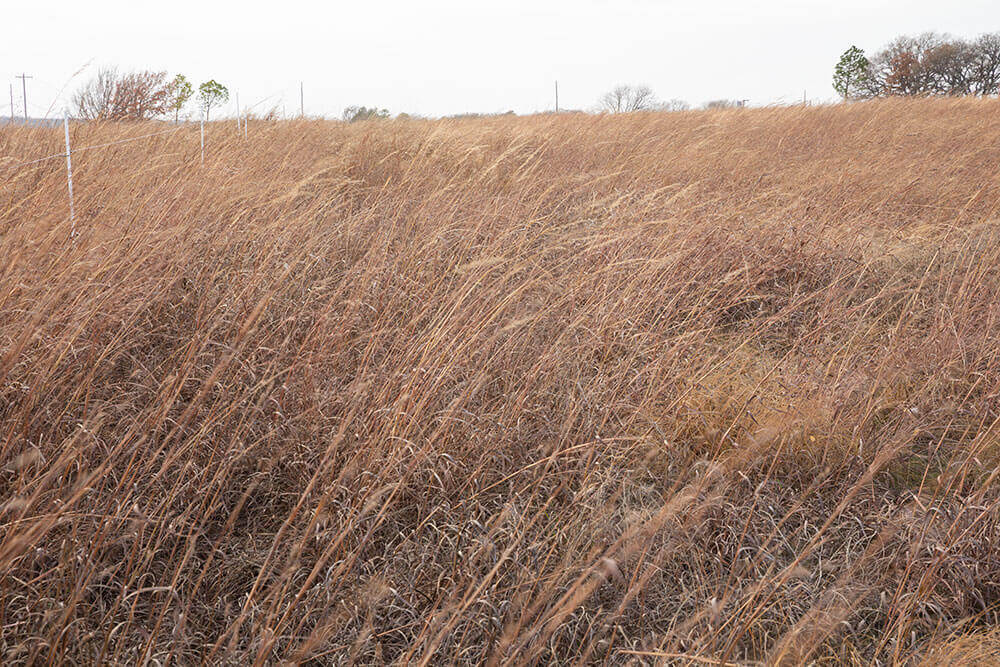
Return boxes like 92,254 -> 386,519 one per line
2,98 -> 1000,664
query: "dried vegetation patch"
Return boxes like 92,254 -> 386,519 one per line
2,99 -> 1000,663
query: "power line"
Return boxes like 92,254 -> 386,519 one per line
244,87 -> 287,113
63,126 -> 186,155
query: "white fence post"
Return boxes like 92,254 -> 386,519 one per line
63,112 -> 76,238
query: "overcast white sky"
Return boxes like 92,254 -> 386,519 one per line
2,0 -> 997,119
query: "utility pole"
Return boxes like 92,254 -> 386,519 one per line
16,73 -> 32,123
300,82 -> 304,118
555,80 -> 559,113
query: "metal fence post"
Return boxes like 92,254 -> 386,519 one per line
63,112 -> 76,238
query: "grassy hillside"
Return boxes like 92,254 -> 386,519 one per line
2,99 -> 1000,664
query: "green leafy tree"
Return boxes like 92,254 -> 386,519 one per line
834,46 -> 871,99
198,80 -> 229,120
169,74 -> 193,122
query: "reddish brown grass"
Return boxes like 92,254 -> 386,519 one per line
2,98 -> 1000,664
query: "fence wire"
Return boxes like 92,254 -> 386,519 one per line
0,125 -> 189,174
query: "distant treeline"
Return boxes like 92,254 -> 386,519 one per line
49,32 -> 1000,126
835,32 -> 1000,99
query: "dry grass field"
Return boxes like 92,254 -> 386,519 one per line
3,98 -> 1000,664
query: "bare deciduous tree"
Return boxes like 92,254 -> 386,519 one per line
342,106 -> 390,122
703,99 -> 741,110
658,99 -> 690,112
858,32 -> 1000,98
869,34 -> 940,96
73,68 -> 174,121
970,33 -> 1000,95
924,41 -> 976,95
599,85 -> 657,113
